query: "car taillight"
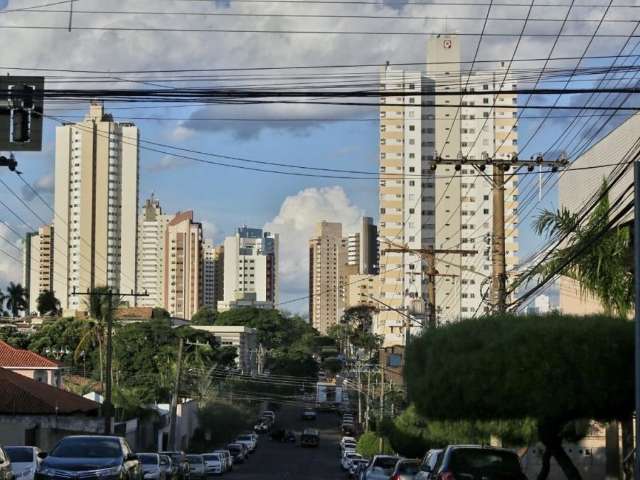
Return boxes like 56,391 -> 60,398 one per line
438,473 -> 456,480
391,475 -> 400,480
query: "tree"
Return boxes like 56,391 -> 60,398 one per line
321,356 -> 343,377
528,179 -> 632,317
191,306 -> 217,325
5,282 -> 28,317
356,431 -> 393,458
76,286 -> 113,388
405,313 -> 633,480
37,290 -> 62,316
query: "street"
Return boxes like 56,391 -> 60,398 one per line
225,407 -> 346,480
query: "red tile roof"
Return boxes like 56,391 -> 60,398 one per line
0,340 -> 62,368
0,367 -> 99,415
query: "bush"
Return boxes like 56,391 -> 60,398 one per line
189,401 -> 254,452
356,431 -> 393,458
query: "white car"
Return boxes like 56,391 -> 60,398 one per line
202,453 -> 223,476
137,453 -> 165,480
262,410 -> 276,422
236,434 -> 256,452
5,446 -> 40,480
341,452 -> 362,471
340,437 -> 357,449
212,450 -> 232,472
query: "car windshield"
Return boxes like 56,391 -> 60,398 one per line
50,438 -> 121,458
4,447 -> 33,463
186,456 -> 202,464
202,456 -> 219,462
450,449 -> 522,473
237,436 -> 251,441
374,457 -> 401,471
138,454 -> 158,466
398,461 -> 420,474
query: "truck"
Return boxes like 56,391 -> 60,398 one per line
316,382 -> 343,410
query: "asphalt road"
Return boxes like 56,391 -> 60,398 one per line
224,406 -> 346,480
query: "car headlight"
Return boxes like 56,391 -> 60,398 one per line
95,467 -> 122,478
37,467 -> 60,477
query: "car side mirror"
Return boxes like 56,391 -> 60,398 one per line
126,454 -> 138,462
37,452 -> 48,460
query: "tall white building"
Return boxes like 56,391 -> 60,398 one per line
23,225 -> 54,315
218,226 -> 278,311
136,195 -> 172,308
53,101 -> 139,313
377,35 -> 519,345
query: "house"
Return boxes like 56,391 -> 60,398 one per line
0,367 -> 102,449
0,340 -> 65,387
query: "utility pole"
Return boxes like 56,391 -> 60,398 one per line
169,337 -> 184,450
72,287 -> 148,435
384,247 -> 476,329
430,154 -> 569,313
634,159 -> 640,480
365,366 -> 371,431
378,366 -> 385,453
357,364 -> 362,426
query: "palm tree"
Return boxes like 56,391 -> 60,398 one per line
6,282 -> 28,317
75,286 -> 113,386
528,179 -> 632,317
36,290 -> 62,316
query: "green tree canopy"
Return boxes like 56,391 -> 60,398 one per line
6,282 -> 28,317
191,306 -> 218,325
37,290 -> 62,317
405,313 -> 633,479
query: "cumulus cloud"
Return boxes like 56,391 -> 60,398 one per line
264,186 -> 365,303
0,223 -> 24,292
200,219 -> 225,244
21,173 -> 54,201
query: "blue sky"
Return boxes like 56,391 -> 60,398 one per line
1,0 -> 637,311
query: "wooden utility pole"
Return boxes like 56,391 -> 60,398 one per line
169,337 -> 184,450
429,154 -> 569,312
71,288 -> 148,435
384,247 -> 477,329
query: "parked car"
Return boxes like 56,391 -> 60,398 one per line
0,447 -> 14,480
302,409 -> 317,420
212,451 -> 232,473
254,421 -> 269,434
201,454 -> 222,477
361,455 -> 401,480
138,453 -> 165,480
415,449 -> 443,480
340,437 -> 357,450
5,446 -> 39,480
348,459 -> 369,479
342,422 -> 356,436
341,452 -> 362,470
35,436 -> 141,480
235,434 -> 256,453
342,442 -> 357,454
185,456 -> 205,480
300,429 -> 320,448
248,433 -> 259,448
226,444 -> 245,464
261,410 -> 276,422
390,458 -> 420,480
158,452 -> 189,480
158,456 -> 174,480
433,445 -> 527,480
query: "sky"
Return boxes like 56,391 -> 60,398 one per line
0,0 -> 638,312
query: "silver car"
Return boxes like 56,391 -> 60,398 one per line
185,456 -> 204,480
362,455 -> 401,480
158,455 -> 174,480
5,447 -> 39,480
138,453 -> 166,480
211,451 -> 232,472
415,449 -> 443,480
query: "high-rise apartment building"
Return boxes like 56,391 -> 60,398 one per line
202,240 -> 218,309
23,225 -> 54,315
218,227 -> 278,312
377,35 -> 519,345
53,102 -> 139,313
136,195 -> 172,308
163,211 -> 202,319
309,221 -> 345,334
345,216 -> 379,275
213,245 -> 224,308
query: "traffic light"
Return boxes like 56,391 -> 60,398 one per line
0,76 -> 44,151
12,109 -> 29,143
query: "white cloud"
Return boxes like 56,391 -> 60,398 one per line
264,186 -> 364,305
0,223 -> 24,293
144,155 -> 189,173
201,219 -> 225,244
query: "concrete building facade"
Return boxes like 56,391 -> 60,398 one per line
377,35 -> 519,346
136,195 -> 172,308
218,227 -> 278,312
309,221 -> 345,334
53,102 -> 139,313
345,216 -> 379,275
202,240 -> 218,309
191,325 -> 258,374
23,225 -> 54,315
163,211 -> 202,319
557,112 -> 639,314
